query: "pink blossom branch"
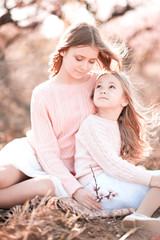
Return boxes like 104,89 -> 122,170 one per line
90,165 -> 118,203
90,165 -> 99,199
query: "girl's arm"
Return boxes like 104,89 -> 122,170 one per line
78,118 -> 152,186
30,88 -> 82,196
30,89 -> 103,211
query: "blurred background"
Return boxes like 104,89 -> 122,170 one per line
0,0 -> 160,166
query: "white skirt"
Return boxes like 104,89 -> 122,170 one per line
0,137 -> 69,197
84,171 -> 160,211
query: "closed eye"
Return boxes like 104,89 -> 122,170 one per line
75,57 -> 83,61
89,59 -> 96,64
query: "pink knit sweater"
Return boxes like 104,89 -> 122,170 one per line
26,72 -> 97,196
75,114 -> 152,186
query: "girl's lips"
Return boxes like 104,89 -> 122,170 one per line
98,97 -> 108,100
76,70 -> 85,75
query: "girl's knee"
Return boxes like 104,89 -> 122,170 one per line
0,164 -> 27,188
34,177 -> 55,197
0,165 -> 9,188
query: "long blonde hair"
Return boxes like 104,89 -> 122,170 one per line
97,71 -> 159,162
48,22 -> 120,77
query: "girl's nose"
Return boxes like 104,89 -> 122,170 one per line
80,62 -> 88,71
100,90 -> 106,94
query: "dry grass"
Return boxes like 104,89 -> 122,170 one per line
0,196 -> 160,240
0,197 -> 85,240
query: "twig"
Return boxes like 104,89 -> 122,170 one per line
90,165 -> 99,198
23,208 -> 36,240
119,227 -> 140,240
90,165 -> 118,202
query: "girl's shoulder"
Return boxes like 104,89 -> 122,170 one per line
79,114 -> 96,130
79,114 -> 118,132
77,115 -> 120,143
32,79 -> 59,96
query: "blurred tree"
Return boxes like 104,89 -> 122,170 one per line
0,0 -> 138,28
0,0 -> 64,28
0,0 -> 160,159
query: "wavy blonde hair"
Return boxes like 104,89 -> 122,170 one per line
96,71 -> 159,163
48,22 -> 120,77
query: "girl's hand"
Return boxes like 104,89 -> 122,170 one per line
72,188 -> 103,211
150,175 -> 160,188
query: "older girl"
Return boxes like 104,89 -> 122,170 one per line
0,22 -> 120,210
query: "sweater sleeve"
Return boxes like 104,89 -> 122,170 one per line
30,89 -> 82,196
79,118 -> 152,186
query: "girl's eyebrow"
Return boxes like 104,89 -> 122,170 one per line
96,80 -> 116,86
108,81 -> 116,85
75,54 -> 97,60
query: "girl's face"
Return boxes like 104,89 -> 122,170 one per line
60,45 -> 99,81
94,74 -> 128,111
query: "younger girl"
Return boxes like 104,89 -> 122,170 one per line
0,22 -> 120,210
74,71 -> 160,229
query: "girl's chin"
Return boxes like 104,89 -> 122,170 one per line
74,75 -> 86,81
75,73 -> 85,79
94,103 -> 109,108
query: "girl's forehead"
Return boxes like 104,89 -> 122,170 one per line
97,74 -> 121,85
98,74 -> 116,81
68,45 -> 99,56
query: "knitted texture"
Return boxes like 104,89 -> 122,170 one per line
26,73 -> 97,196
75,114 -> 152,186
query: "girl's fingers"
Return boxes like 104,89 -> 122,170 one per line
89,193 -> 97,201
84,203 -> 93,211
92,202 -> 103,211
88,194 -> 103,211
82,200 -> 93,210
86,198 -> 103,211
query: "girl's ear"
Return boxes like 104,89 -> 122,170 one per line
60,50 -> 65,56
121,96 -> 128,107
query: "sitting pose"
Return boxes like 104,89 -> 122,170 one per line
74,71 -> 160,230
0,22 -> 120,210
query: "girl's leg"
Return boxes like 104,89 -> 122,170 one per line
0,176 -> 55,209
136,187 -> 160,217
0,164 -> 29,189
122,188 -> 160,232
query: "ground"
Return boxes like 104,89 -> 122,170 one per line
0,194 -> 160,240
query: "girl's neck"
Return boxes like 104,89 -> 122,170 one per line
96,108 -> 122,121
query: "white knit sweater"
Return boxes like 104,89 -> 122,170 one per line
75,114 -> 152,186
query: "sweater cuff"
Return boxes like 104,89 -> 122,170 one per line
140,171 -> 152,186
63,177 -> 83,196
